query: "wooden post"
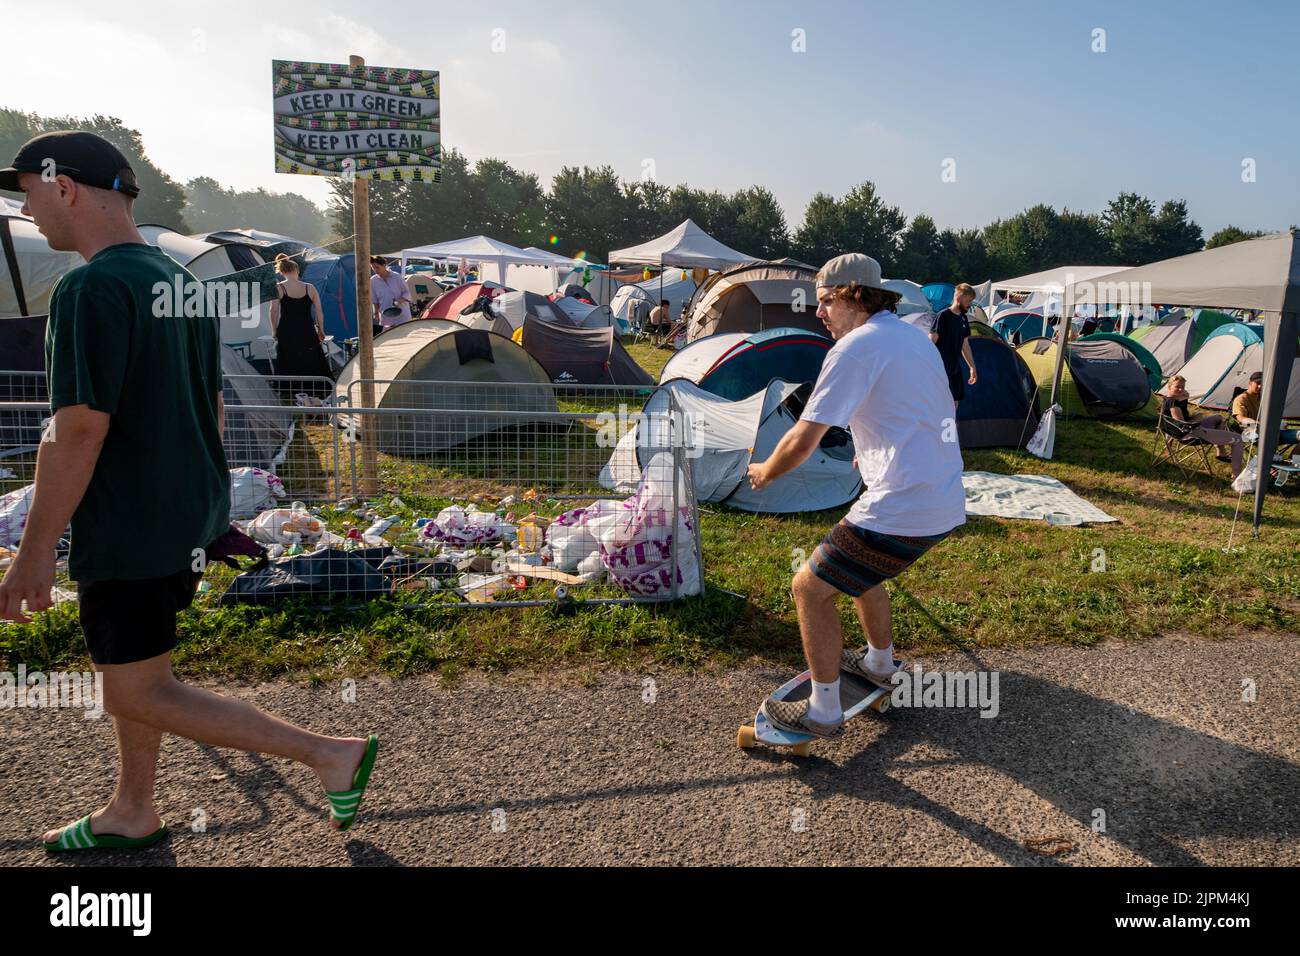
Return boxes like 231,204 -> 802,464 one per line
351,53 -> 378,496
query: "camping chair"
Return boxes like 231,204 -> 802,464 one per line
1152,406 -> 1220,477
628,300 -> 651,345
1228,385 -> 1299,460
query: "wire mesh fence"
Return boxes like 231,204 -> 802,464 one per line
0,371 -> 705,612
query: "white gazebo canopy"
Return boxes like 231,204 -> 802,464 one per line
609,219 -> 757,271
400,235 -> 555,285
992,265 -> 1127,295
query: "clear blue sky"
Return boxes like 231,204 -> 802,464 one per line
5,0 -> 1297,236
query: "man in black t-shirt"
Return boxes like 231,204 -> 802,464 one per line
0,131 -> 380,851
929,282 -> 978,407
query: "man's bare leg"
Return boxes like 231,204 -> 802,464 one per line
851,584 -> 892,651
792,566 -> 844,683
42,713 -> 166,844
45,652 -> 368,839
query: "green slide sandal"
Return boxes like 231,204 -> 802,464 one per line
325,734 -> 380,831
44,815 -> 168,853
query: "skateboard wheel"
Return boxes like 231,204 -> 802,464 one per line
790,742 -> 812,758
553,586 -> 569,601
873,695 -> 891,714
737,725 -> 757,749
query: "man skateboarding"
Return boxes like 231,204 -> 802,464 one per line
747,253 -> 966,738
0,131 -> 379,852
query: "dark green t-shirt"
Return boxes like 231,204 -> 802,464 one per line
46,242 -> 230,582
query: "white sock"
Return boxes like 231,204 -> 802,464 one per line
808,680 -> 841,723
865,643 -> 894,673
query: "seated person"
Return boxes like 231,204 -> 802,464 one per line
1231,371 -> 1300,449
1162,374 -> 1243,475
647,299 -> 671,340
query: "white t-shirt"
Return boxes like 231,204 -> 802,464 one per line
800,311 -> 966,536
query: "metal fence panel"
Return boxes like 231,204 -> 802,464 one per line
0,373 -> 704,613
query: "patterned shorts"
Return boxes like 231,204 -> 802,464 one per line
808,521 -> 951,597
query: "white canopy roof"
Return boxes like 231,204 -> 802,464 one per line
609,219 -> 757,271
522,247 -> 597,270
992,265 -> 1127,294
400,235 -> 553,267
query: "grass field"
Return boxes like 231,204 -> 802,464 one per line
3,338 -> 1298,680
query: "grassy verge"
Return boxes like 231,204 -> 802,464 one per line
4,341 -> 1298,680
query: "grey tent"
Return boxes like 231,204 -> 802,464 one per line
1067,231 -> 1300,530
684,262 -> 825,341
518,317 -> 653,387
600,378 -> 860,513
221,346 -> 294,470
333,319 -> 558,455
1130,309 -> 1195,377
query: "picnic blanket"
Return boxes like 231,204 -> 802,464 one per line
962,471 -> 1117,525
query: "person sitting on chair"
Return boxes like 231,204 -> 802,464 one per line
648,299 -> 671,343
1162,374 -> 1243,475
1231,371 -> 1300,449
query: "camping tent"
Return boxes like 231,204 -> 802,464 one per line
600,378 -> 861,513
200,229 -> 314,260
1128,308 -> 1233,378
882,279 -> 931,316
922,282 -> 956,313
609,219 -> 757,272
1018,337 -> 1153,418
992,309 -> 1051,342
332,319 -> 558,455
139,224 -> 219,266
421,281 -> 505,320
1,215 -> 81,316
490,289 -> 600,332
610,269 -> 697,333
300,252 -> 358,340
1065,231 -> 1300,530
662,327 -> 833,400
518,318 -> 653,386
1079,332 -> 1163,392
955,337 -> 1040,448
1174,323 -> 1300,415
560,266 -> 621,306
684,262 -> 824,341
220,346 -> 294,470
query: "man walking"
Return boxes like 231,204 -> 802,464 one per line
0,131 -> 379,851
747,254 -> 966,737
930,282 -> 978,408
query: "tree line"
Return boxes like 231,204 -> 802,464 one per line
1,108 -> 1280,282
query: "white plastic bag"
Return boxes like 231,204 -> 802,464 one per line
421,505 -> 516,547
546,499 -> 621,571
1232,455 -> 1258,495
599,452 -> 701,597
0,484 -> 34,549
229,467 -> 286,519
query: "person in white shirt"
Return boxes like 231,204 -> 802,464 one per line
747,253 -> 966,738
370,256 -> 412,330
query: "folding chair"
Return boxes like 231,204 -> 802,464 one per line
1152,407 -> 1220,477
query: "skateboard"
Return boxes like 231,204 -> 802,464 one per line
737,657 -> 901,757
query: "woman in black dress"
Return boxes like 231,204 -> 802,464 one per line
269,254 -> 333,397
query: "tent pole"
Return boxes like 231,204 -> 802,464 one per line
1251,309 -> 1299,533
351,53 -> 379,497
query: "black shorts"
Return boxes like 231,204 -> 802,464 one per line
78,569 -> 203,666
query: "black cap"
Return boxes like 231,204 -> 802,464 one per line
0,130 -> 140,197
